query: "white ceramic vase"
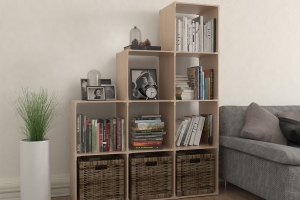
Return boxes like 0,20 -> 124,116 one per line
20,139 -> 51,200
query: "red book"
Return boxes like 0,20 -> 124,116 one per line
132,140 -> 162,147
106,120 -> 110,152
98,119 -> 103,152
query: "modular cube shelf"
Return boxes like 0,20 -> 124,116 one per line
70,2 -> 219,199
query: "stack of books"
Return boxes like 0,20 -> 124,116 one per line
175,114 -> 213,147
176,75 -> 194,100
131,114 -> 165,150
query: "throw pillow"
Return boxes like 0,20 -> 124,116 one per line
278,117 -> 300,141
278,109 -> 300,121
240,102 -> 287,145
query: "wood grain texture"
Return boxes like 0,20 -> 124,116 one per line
51,182 -> 265,200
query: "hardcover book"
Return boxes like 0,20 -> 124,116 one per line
124,45 -> 161,50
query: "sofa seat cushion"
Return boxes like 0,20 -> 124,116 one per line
240,102 -> 287,145
220,136 -> 300,166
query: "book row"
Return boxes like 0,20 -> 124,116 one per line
176,15 -> 216,52
130,114 -> 165,150
76,114 -> 125,153
176,114 -> 213,146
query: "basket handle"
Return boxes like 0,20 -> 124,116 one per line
146,161 -> 157,166
95,165 -> 108,170
190,158 -> 200,163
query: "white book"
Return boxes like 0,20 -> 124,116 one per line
204,23 -> 207,52
192,20 -> 195,52
188,116 -> 200,145
182,17 -> 188,52
188,19 -> 192,52
176,18 -> 182,51
176,117 -> 190,146
193,116 -> 205,145
207,20 -> 212,52
199,16 -> 203,52
195,22 -> 199,52
183,116 -> 195,146
175,119 -> 185,140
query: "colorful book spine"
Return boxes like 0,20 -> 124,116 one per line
98,119 -> 102,152
106,119 -> 110,152
113,118 -> 117,151
110,119 -> 113,151
88,121 -> 92,152
85,119 -> 89,153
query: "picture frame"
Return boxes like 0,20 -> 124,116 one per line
102,84 -> 116,100
130,69 -> 158,100
81,78 -> 111,100
80,79 -> 88,100
86,86 -> 106,101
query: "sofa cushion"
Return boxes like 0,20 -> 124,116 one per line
240,102 -> 287,145
220,136 -> 300,166
278,109 -> 300,121
278,118 -> 300,142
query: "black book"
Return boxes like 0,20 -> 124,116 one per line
130,145 -> 163,150
124,45 -> 161,50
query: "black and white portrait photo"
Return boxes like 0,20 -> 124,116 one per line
103,85 -> 116,100
130,69 -> 157,100
87,86 -> 106,101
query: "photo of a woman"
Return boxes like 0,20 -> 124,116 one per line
87,86 -> 105,101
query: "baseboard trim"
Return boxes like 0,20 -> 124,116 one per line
0,174 -> 70,200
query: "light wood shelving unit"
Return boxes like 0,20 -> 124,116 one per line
70,2 -> 219,200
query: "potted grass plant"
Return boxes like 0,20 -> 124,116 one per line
10,87 -> 60,200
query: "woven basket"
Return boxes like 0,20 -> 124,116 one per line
129,152 -> 172,200
77,155 -> 124,200
176,150 -> 215,197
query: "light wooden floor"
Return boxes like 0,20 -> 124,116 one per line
51,182 -> 265,200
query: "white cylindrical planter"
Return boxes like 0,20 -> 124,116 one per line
20,139 -> 51,200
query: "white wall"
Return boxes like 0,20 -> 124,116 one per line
1,0 -> 300,193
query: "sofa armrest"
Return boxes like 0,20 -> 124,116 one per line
220,136 -> 300,166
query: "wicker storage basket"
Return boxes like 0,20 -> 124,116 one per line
176,150 -> 215,197
129,152 -> 172,200
77,155 -> 124,200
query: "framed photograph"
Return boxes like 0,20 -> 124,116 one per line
102,84 -> 116,100
101,79 -> 111,85
130,69 -> 157,100
80,79 -> 88,100
87,86 -> 106,101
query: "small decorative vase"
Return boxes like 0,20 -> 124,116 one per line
20,139 -> 51,200
130,26 -> 142,45
87,69 -> 101,86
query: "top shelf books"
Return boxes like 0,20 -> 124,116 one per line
159,2 -> 219,52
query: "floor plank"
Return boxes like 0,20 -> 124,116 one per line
51,182 -> 265,200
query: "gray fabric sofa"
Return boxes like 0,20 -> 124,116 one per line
219,105 -> 300,200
